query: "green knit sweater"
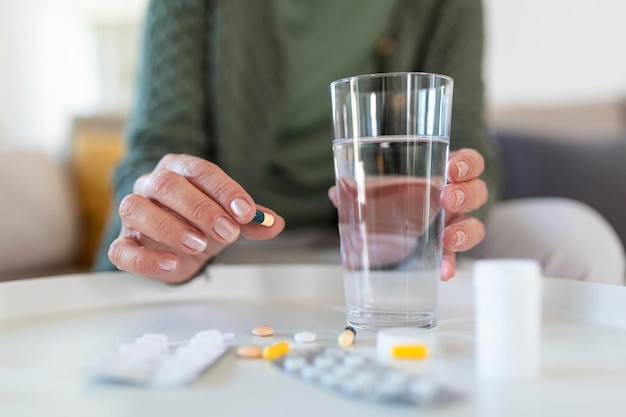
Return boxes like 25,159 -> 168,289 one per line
94,0 -> 501,271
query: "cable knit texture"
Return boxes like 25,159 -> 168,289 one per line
94,0 -> 500,271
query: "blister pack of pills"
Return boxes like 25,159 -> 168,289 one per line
88,329 -> 233,388
272,346 -> 462,407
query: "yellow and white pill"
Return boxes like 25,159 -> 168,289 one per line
337,326 -> 356,348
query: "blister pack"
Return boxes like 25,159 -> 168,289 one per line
272,346 -> 462,407
88,329 -> 233,388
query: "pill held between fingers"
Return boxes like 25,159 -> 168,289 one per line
236,345 -> 263,359
252,325 -> 274,337
294,331 -> 316,343
337,326 -> 356,348
252,210 -> 275,227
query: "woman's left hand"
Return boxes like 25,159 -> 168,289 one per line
439,148 -> 488,280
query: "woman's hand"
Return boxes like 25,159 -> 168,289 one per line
440,148 -> 488,280
107,154 -> 285,284
327,148 -> 488,280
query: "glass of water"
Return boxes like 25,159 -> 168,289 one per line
329,72 -> 454,330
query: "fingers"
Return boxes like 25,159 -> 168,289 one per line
440,148 -> 488,282
110,153 -> 286,283
442,214 -> 485,253
108,233 -> 183,284
440,178 -> 488,213
119,194 -> 212,253
441,250 -> 456,281
439,215 -> 485,281
447,148 -> 485,183
137,154 -> 257,226
328,186 -> 338,208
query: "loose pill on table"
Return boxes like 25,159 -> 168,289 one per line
337,326 -> 356,348
262,341 -> 291,360
236,345 -> 263,359
294,331 -> 316,343
391,344 -> 429,360
252,325 -> 274,337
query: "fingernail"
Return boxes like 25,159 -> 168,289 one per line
456,161 -> 470,179
230,197 -> 253,218
182,231 -> 207,252
213,217 -> 240,242
159,258 -> 177,271
453,188 -> 466,208
454,229 -> 468,248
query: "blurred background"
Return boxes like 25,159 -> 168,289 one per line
1,0 -> 625,281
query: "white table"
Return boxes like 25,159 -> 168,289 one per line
1,264 -> 626,417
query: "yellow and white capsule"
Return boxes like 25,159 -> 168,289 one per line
337,326 -> 356,348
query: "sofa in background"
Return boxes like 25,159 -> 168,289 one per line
0,115 -> 125,282
492,131 -> 626,251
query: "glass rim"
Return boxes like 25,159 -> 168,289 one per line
330,71 -> 454,89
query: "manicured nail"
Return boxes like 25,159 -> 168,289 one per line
454,229 -> 468,248
159,258 -> 177,271
213,217 -> 239,242
453,188 -> 466,208
182,231 -> 207,252
456,161 -> 470,179
230,197 -> 253,218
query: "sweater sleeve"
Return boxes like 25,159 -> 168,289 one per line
433,0 -> 502,220
407,0 -> 502,223
93,0 -> 216,271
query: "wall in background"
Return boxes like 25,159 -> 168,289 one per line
0,0 -> 625,153
484,0 -> 626,107
0,0 -> 145,155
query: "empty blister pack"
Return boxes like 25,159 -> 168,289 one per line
88,329 -> 233,388
272,346 -> 462,407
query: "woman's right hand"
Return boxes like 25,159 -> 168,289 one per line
107,154 -> 285,284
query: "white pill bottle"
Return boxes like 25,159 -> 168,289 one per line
473,259 -> 542,381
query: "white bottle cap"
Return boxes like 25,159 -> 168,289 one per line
473,259 -> 542,381
376,327 -> 433,361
